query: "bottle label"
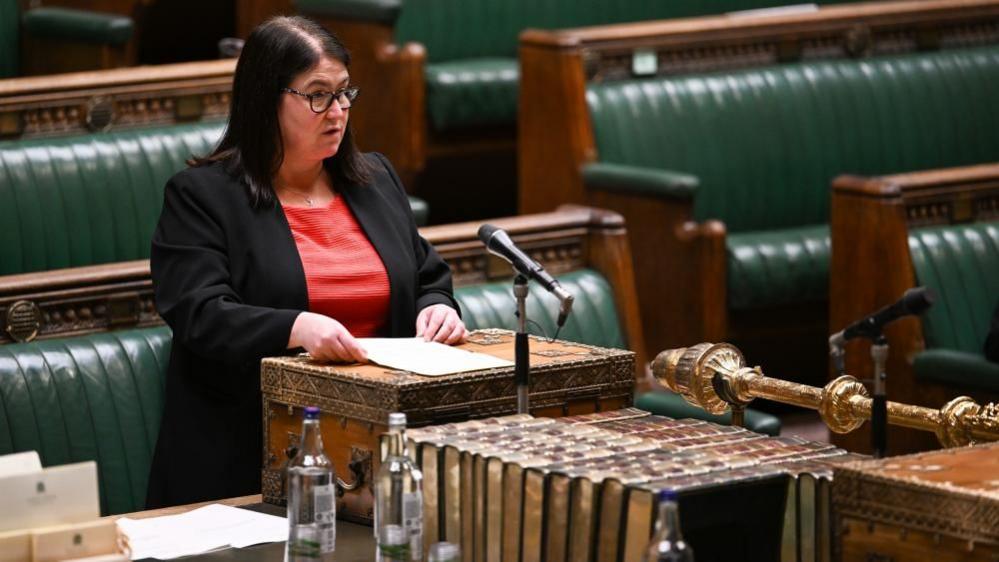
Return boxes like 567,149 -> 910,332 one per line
403,491 -> 423,560
314,484 -> 336,553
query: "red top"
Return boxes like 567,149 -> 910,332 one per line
282,197 -> 390,337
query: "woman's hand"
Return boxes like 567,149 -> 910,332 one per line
416,304 -> 467,345
289,312 -> 368,363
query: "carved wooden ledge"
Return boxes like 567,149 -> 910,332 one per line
0,260 -> 158,344
520,0 -> 999,83
833,163 -> 999,229
0,59 -> 235,140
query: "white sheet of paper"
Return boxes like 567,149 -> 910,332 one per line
0,451 -> 42,478
360,337 -> 514,376
116,504 -> 286,560
0,461 -> 100,533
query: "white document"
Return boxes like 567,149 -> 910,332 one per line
116,504 -> 286,560
0,451 -> 42,478
360,337 -> 514,376
0,459 -> 99,533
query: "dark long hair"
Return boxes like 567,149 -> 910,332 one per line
192,16 -> 370,208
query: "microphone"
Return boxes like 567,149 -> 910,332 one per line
478,224 -> 575,327
830,286 -> 936,349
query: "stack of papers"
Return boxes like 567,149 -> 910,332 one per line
116,504 -> 286,560
360,337 -> 513,376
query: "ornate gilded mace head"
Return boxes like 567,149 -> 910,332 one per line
652,343 -> 750,415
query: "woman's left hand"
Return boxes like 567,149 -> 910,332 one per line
416,304 -> 467,345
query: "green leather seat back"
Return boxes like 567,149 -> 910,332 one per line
909,222 -> 999,391
588,46 -> 999,309
0,122 -> 224,275
908,222 -> 999,354
0,0 -> 18,78
0,327 -> 171,515
587,45 -> 999,234
424,58 -> 519,131
726,224 -> 829,310
455,268 -> 626,350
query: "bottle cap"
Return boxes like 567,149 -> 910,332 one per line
658,488 -> 679,502
304,406 -> 320,420
428,542 -> 460,562
381,524 -> 408,545
388,412 -> 407,426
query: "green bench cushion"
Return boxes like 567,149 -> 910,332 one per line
727,224 -> 829,310
634,391 -> 781,436
0,327 -> 171,516
0,0 -> 17,78
425,58 -> 518,131
587,45 -> 999,234
913,348 -> 999,393
0,122 -> 429,275
0,122 -> 224,275
455,268 -> 625,349
908,222 -> 999,354
22,7 -> 134,46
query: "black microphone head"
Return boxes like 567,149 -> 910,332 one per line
478,223 -> 500,245
902,286 -> 935,316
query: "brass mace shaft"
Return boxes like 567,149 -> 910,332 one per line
653,343 -> 999,448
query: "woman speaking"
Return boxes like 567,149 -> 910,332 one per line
146,16 -> 466,508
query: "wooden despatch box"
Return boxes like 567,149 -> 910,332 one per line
833,442 -> 999,561
260,329 -> 635,523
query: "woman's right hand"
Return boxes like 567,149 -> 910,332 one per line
289,312 -> 368,363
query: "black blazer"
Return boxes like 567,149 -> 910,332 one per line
146,153 -> 458,508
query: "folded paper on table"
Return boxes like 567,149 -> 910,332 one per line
0,451 -> 42,478
359,337 -> 514,376
116,504 -> 286,560
0,457 -> 99,533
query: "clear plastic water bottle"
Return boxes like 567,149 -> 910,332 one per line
287,406 -> 336,561
375,412 -> 424,561
643,489 -> 694,562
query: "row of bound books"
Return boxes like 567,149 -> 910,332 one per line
398,408 -> 863,562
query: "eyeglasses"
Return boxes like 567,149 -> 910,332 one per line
281,86 -> 360,113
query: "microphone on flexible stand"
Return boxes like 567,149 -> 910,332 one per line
828,286 -> 935,457
478,224 -> 575,414
829,287 -> 935,354
477,224 -> 575,328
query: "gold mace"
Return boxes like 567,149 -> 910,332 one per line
653,342 -> 999,448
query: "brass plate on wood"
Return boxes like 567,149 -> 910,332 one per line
6,300 -> 42,343
85,96 -> 115,132
174,95 -> 204,121
0,111 -> 23,138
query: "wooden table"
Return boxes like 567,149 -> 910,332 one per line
111,495 -> 375,561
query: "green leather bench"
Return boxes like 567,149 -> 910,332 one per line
0,121 -> 429,276
0,1 -> 133,78
581,44 -> 999,354
454,270 -> 781,436
0,327 -> 171,515
909,223 -> 999,391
